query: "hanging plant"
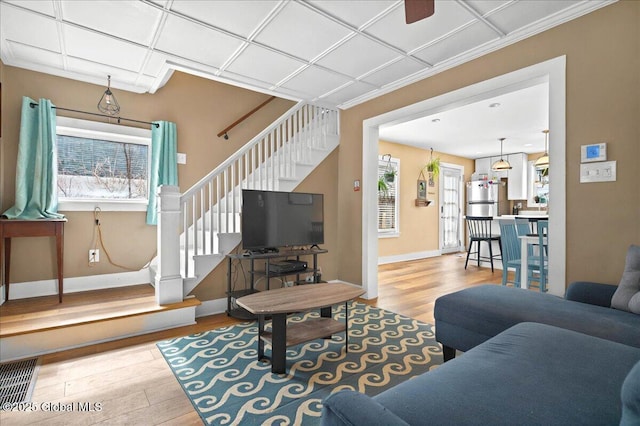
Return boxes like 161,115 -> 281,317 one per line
378,177 -> 389,195
384,169 -> 397,183
423,148 -> 440,186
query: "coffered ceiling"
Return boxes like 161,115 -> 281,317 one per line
0,0 -> 614,110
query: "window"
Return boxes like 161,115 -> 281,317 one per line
56,117 -> 152,211
378,156 -> 399,236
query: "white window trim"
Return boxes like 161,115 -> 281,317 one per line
56,117 -> 152,212
377,155 -> 400,237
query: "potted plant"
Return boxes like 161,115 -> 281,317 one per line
378,177 -> 389,196
383,169 -> 397,183
423,149 -> 440,186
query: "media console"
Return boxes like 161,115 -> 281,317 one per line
226,248 -> 328,319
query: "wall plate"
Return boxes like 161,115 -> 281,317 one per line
580,160 -> 616,183
581,143 -> 607,163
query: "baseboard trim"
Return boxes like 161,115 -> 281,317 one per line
5,269 -> 151,301
378,250 -> 441,265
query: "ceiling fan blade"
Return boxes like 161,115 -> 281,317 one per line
405,0 -> 435,24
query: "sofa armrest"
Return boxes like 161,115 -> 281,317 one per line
565,281 -> 617,307
321,390 -> 409,426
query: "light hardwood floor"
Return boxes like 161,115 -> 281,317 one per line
0,254 -> 500,425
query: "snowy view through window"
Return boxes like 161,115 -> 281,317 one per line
57,135 -> 148,200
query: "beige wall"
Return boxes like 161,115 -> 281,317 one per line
378,141 -> 474,258
339,1 -> 640,287
0,67 -> 339,300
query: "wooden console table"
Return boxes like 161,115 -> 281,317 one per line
0,218 -> 67,302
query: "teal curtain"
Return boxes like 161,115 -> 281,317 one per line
146,121 -> 178,225
3,97 -> 64,219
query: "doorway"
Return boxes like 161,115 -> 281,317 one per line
439,163 -> 464,254
363,56 -> 567,299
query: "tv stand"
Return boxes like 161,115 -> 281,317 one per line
226,248 -> 328,319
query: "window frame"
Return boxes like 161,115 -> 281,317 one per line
377,155 -> 400,238
56,116 -> 152,212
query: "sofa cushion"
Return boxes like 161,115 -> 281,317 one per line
374,323 -> 640,425
621,361 -> 640,426
611,245 -> 640,312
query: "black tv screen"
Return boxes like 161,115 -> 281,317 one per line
242,190 -> 324,251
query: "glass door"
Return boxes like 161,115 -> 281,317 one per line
439,165 -> 464,254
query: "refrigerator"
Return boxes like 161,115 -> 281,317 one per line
466,179 -> 508,217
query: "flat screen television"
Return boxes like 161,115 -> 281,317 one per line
241,189 -> 324,251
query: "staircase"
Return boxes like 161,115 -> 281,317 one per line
153,102 -> 339,302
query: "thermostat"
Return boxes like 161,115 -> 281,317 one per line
581,143 -> 607,163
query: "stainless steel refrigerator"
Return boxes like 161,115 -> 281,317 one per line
466,179 -> 508,217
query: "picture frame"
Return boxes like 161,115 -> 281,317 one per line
417,179 -> 427,200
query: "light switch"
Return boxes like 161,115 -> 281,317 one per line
580,161 -> 616,183
177,153 -> 187,164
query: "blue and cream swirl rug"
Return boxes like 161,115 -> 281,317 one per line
157,302 -> 441,425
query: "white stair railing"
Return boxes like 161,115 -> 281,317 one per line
155,102 -> 339,300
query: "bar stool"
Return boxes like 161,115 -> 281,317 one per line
464,216 -> 501,272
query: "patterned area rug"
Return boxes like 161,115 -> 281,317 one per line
157,302 -> 441,425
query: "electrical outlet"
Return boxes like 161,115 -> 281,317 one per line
89,249 -> 100,263
284,281 -> 294,287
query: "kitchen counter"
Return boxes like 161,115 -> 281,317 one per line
498,214 -> 548,219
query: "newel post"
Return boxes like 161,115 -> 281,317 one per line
155,185 -> 183,305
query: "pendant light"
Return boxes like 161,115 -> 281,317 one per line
534,129 -> 550,169
492,137 -> 512,171
97,75 -> 120,116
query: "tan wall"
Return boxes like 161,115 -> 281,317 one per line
339,1 -> 640,287
378,141 -> 474,257
0,68 -> 342,302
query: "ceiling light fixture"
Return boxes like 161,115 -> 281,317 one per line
534,129 -> 550,169
97,75 -> 120,116
492,137 -> 512,171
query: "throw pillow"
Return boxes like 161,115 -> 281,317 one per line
629,292 -> 640,315
611,245 -> 640,312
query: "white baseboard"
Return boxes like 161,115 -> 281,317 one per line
378,250 -> 441,265
5,269 -> 152,301
195,297 -> 227,318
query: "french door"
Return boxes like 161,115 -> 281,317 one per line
439,164 -> 464,254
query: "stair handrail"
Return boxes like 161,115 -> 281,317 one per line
181,101 -> 304,202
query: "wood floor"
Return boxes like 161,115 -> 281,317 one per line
0,254 -> 500,425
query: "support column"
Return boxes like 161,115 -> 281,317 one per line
155,185 -> 183,305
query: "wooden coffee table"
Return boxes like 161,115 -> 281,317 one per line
236,283 -> 365,374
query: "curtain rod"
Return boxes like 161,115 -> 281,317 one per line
29,102 -> 159,128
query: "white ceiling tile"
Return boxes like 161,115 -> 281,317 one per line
0,5 -> 60,52
63,25 -> 147,72
144,51 -> 170,77
255,2 -> 352,62
8,41 -> 63,68
155,14 -> 243,68
60,0 -> 162,46
3,0 -> 55,16
307,0 -> 395,29
219,69 -> 275,91
280,66 -> 353,98
316,34 -> 399,78
66,57 -> 139,85
169,0 -> 280,39
465,0 -> 511,16
365,1 -> 476,53
414,21 -> 499,65
226,44 -> 306,86
361,57 -> 426,87
321,81 -> 377,105
489,1 -> 579,34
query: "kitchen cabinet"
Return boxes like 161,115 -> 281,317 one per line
507,153 -> 528,200
475,153 -> 528,200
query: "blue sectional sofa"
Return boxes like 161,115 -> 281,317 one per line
321,322 -> 640,425
321,281 -> 640,425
